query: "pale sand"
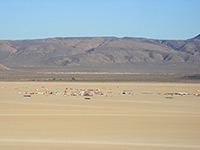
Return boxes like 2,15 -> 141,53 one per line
0,82 -> 200,150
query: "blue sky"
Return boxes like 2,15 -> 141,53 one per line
0,0 -> 199,40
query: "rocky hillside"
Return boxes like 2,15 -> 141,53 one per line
0,35 -> 200,72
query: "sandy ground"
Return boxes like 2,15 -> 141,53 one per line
0,82 -> 200,150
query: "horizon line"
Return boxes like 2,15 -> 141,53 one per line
0,34 -> 199,41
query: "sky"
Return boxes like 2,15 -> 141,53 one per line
0,0 -> 200,40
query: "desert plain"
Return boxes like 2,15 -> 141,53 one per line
0,81 -> 200,150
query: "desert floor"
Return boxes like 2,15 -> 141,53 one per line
0,82 -> 200,150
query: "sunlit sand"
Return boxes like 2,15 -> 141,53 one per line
0,82 -> 200,150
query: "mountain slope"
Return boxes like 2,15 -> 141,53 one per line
0,35 -> 200,73
0,64 -> 10,71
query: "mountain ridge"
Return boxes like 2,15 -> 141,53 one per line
0,35 -> 200,73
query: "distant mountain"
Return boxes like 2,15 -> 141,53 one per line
193,34 -> 200,40
0,35 -> 200,73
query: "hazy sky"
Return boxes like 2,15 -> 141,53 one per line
0,0 -> 199,40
